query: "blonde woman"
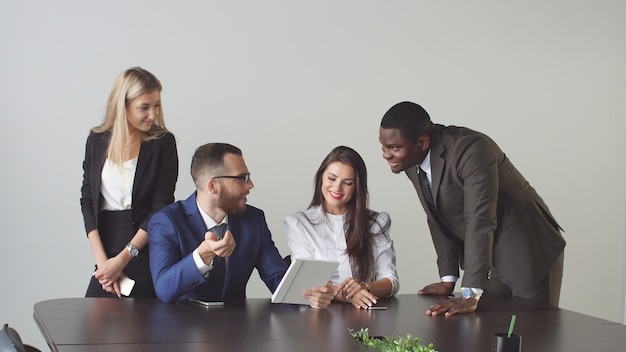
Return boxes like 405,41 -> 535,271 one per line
81,67 -> 178,298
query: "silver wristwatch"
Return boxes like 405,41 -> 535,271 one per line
125,243 -> 139,258
461,287 -> 483,301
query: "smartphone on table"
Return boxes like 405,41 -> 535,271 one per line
189,297 -> 224,307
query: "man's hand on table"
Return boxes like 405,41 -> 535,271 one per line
425,297 -> 478,316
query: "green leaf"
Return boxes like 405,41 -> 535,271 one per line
349,328 -> 438,352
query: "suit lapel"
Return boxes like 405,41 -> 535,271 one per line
406,166 -> 428,207
406,129 -> 446,213
92,133 -> 109,216
226,215 -> 240,247
429,127 -> 446,205
133,140 -> 153,198
181,193 -> 208,243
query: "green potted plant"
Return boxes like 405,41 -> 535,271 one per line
349,328 -> 438,352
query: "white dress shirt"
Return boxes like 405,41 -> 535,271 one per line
100,158 -> 137,211
284,205 -> 399,296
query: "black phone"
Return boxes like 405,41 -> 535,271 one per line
189,298 -> 224,307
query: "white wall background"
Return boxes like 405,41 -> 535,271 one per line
1,0 -> 625,349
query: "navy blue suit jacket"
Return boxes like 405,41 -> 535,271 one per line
148,192 -> 288,303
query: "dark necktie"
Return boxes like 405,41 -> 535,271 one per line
419,168 -> 463,249
209,223 -> 228,296
419,167 -> 436,212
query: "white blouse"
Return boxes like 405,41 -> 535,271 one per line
284,205 -> 399,296
100,158 -> 137,211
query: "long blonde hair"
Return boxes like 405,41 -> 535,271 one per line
93,67 -> 169,164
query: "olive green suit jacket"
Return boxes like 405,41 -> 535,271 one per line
406,124 -> 565,291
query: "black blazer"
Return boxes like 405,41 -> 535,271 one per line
80,130 -> 178,235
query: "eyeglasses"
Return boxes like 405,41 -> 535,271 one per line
213,173 -> 251,184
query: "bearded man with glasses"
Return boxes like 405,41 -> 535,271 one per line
148,143 -> 334,308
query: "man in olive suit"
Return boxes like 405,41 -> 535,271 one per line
378,101 -> 565,316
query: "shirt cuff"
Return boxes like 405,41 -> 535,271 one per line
440,275 -> 458,283
193,248 -> 213,277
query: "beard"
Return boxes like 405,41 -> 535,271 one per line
217,188 -> 247,215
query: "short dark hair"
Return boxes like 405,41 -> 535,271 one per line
191,143 -> 242,188
380,101 -> 433,141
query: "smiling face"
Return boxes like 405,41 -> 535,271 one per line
321,161 -> 356,215
126,90 -> 161,133
379,127 -> 428,174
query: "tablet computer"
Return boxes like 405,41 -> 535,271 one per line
271,258 -> 339,305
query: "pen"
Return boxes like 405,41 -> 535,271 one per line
366,306 -> 387,310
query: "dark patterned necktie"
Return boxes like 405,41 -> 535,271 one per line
209,223 -> 228,296
419,168 -> 463,249
419,167 -> 436,212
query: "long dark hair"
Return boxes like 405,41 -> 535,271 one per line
308,146 -> 380,281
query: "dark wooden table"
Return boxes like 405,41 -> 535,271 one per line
33,294 -> 626,351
